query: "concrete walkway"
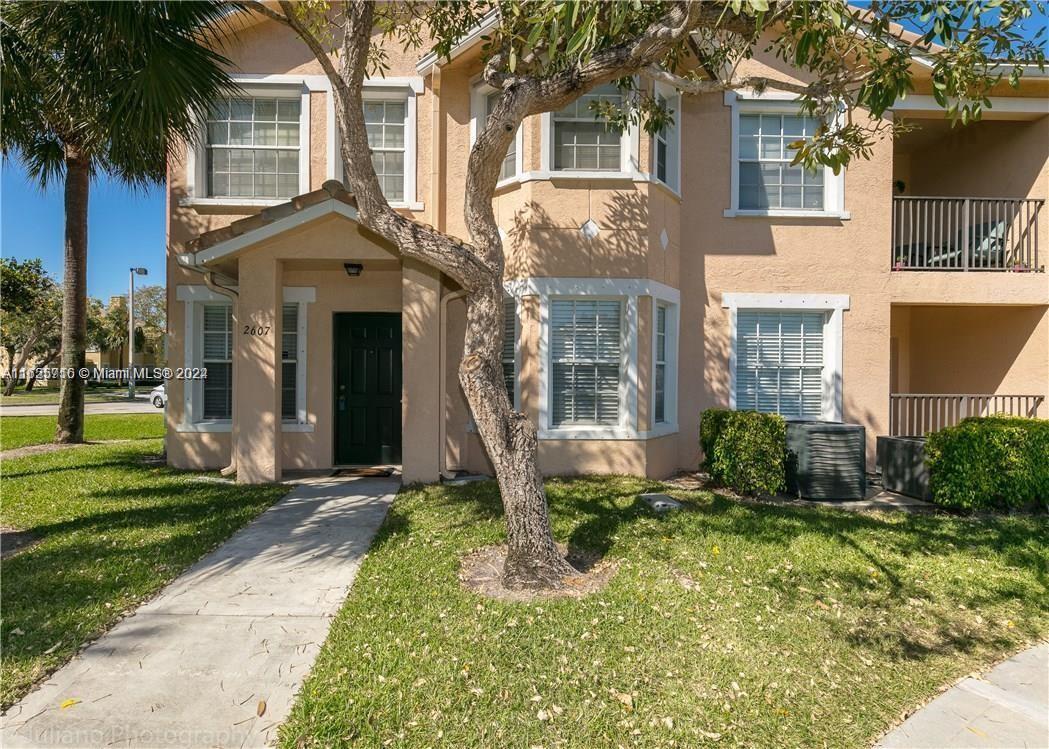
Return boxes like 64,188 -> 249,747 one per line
1,399 -> 157,416
1,476 -> 397,748
878,642 -> 1049,748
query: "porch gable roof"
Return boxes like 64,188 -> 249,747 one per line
182,180 -> 359,265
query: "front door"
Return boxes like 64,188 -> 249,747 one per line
333,312 -> 402,465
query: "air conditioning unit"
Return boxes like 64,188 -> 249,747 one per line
876,436 -> 931,500
786,421 -> 867,500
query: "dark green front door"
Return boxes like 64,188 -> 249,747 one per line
333,313 -> 402,465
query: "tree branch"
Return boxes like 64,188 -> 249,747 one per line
645,65 -> 815,97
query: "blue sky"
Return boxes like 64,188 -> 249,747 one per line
2,162 -> 166,300
1,5 -> 1044,301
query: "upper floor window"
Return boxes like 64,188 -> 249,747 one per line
725,92 -> 847,219
206,97 -> 301,200
550,299 -> 623,426
652,85 -> 681,192
738,113 -> 823,211
364,99 -> 406,202
553,84 -> 625,172
486,92 -> 518,181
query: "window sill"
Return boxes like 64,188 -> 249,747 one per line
281,422 -> 314,433
180,197 -> 286,211
648,178 -> 683,202
519,170 -> 645,184
723,208 -> 851,220
177,420 -> 232,433
389,200 -> 425,212
639,422 -> 679,439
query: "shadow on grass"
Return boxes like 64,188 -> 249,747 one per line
420,475 -> 1048,658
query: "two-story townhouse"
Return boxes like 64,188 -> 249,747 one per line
165,10 -> 1049,484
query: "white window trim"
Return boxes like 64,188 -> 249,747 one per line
470,82 -> 525,190
175,285 -> 316,433
722,292 -> 849,422
507,277 -> 680,441
183,75 -> 424,211
723,90 -> 849,220
647,297 -> 679,439
184,79 -> 312,209
336,78 -> 425,211
650,82 -> 682,196
538,82 -> 643,181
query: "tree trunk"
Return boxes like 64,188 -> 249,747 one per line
3,346 -> 15,396
459,280 -> 578,589
56,147 -> 90,443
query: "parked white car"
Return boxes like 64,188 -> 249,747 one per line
150,384 -> 167,409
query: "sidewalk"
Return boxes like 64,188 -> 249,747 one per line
877,642 -> 1049,748
1,476 -> 397,748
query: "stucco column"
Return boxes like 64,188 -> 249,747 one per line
234,254 -> 283,483
401,258 -> 441,483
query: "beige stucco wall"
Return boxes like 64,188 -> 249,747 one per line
165,16 -> 1049,482
891,304 -> 1049,418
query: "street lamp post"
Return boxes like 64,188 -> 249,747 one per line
128,267 -> 148,399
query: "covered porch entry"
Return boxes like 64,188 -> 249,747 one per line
173,182 -> 444,483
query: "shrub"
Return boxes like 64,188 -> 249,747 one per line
925,416 -> 1049,511
700,408 -> 786,496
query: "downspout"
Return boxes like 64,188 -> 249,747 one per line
176,254 -> 240,476
428,63 -> 464,479
439,289 -> 467,479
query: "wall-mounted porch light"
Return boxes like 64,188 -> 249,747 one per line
344,262 -> 364,277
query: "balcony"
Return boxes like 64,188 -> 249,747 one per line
889,393 -> 1045,436
891,196 -> 1045,272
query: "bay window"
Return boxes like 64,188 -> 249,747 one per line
550,299 -> 623,426
552,83 -> 625,172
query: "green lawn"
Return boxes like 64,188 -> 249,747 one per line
0,413 -> 165,451
281,477 -> 1049,749
0,385 -> 134,407
0,441 -> 287,707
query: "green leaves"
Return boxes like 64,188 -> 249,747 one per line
2,1 -> 239,188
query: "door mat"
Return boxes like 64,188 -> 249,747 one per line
334,467 -> 394,477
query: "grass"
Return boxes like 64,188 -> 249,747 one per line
0,441 -> 287,708
280,477 -> 1049,749
0,413 -> 165,451
0,384 -> 134,407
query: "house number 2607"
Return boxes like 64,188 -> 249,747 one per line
242,325 -> 271,336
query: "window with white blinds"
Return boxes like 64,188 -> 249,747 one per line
281,303 -> 298,421
654,304 -> 668,423
736,310 -> 825,419
502,298 -> 517,405
550,299 -> 622,426
202,304 -> 233,420
738,113 -> 823,211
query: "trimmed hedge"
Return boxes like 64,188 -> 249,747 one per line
700,408 -> 786,496
925,416 -> 1049,511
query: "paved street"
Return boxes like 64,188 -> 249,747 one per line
1,475 -> 397,748
0,399 -> 159,417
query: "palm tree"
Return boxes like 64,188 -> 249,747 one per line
1,1 -> 238,442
